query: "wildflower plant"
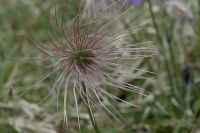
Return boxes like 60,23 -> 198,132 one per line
21,0 -> 156,132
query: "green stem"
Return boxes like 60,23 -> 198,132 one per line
168,40 -> 182,90
82,82 -> 100,133
147,0 -> 182,104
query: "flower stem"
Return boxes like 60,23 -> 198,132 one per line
82,82 -> 100,133
146,0 -> 182,104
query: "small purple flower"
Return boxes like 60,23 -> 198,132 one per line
131,0 -> 143,6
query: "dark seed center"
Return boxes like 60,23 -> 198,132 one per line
72,49 -> 95,64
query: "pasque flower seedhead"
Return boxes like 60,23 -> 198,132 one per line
25,0 -> 156,128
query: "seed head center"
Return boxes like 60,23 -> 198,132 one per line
72,49 -> 95,64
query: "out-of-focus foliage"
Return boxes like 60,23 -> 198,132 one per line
0,0 -> 200,133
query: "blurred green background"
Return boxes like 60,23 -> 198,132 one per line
0,0 -> 200,133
